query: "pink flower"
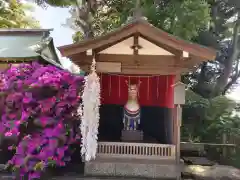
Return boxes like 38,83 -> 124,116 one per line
22,97 -> 31,103
0,60 -> 84,179
15,120 -> 21,125
57,123 -> 63,129
8,146 -> 14,150
59,161 -> 65,166
23,135 -> 31,140
4,131 -> 12,137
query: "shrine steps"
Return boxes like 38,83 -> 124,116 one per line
84,141 -> 181,179
85,157 -> 180,179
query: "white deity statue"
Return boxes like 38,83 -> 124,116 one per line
123,81 -> 141,131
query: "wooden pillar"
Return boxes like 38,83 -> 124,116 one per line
222,133 -> 227,158
175,104 -> 182,164
173,104 -> 182,180
173,78 -> 185,180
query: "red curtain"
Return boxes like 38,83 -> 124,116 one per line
99,74 -> 175,108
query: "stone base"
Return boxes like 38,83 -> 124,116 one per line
183,165 -> 240,180
84,158 -> 180,179
121,130 -> 143,142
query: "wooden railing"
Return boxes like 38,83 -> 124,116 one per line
97,142 -> 175,160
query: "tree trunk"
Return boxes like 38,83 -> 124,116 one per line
75,0 -> 96,39
214,13 -> 240,96
194,62 -> 210,97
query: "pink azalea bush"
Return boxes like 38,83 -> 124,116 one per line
0,61 -> 84,179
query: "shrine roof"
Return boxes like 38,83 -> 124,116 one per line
58,19 -> 216,61
0,28 -> 62,68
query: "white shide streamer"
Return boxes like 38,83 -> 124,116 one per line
80,57 -> 100,161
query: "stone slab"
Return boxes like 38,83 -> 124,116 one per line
115,163 -> 155,178
155,164 -> 179,178
183,165 -> 240,180
85,162 -> 115,176
84,159 -> 179,179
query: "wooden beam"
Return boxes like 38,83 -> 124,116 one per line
70,54 -> 181,65
133,34 -> 140,65
172,53 -> 203,70
133,35 -> 139,55
71,54 -> 195,67
80,64 -> 190,75
183,51 -> 189,58
69,54 -> 195,74
96,62 -> 121,73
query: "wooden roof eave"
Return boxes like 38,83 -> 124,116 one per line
137,22 -> 216,60
58,19 -> 216,61
59,21 -> 140,57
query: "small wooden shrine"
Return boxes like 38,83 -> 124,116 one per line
58,18 -> 216,179
0,28 -> 62,69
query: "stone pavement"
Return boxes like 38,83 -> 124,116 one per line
0,175 -> 176,180
0,177 -> 173,180
0,176 -> 172,180
50,176 -> 158,180
51,176 -> 176,180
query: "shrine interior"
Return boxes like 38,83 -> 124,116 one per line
97,73 -> 175,144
